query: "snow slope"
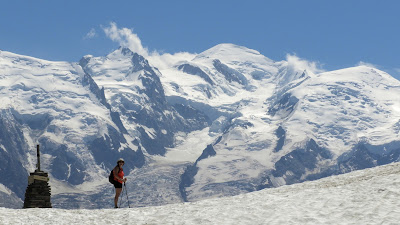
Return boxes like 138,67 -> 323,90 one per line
1,162 -> 399,224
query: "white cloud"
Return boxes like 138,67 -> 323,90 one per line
102,22 -> 149,57
148,51 -> 196,70
84,28 -> 97,39
102,22 -> 196,69
285,54 -> 325,75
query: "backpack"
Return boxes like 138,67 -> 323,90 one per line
108,167 -> 119,184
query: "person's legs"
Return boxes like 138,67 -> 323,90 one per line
113,181 -> 123,208
114,188 -> 122,207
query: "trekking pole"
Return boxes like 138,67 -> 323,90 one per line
124,182 -> 131,208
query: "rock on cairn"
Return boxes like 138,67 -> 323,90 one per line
23,145 -> 52,208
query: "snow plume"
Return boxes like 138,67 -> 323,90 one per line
286,54 -> 325,76
393,68 -> 400,81
103,22 -> 149,57
102,22 -> 196,69
357,61 -> 379,68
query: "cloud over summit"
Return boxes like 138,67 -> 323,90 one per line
102,22 -> 196,69
102,22 -> 327,75
103,22 -> 149,57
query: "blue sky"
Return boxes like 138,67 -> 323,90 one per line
1,0 -> 399,79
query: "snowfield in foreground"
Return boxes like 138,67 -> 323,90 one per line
1,162 -> 400,225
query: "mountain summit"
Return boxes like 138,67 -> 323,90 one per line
0,45 -> 399,208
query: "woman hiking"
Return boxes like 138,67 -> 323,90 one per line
113,158 -> 127,208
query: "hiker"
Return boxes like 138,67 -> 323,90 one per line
113,158 -> 127,208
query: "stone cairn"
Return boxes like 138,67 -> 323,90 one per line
23,145 -> 52,208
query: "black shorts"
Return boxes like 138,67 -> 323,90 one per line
113,181 -> 122,189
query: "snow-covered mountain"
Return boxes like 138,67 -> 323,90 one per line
0,44 -> 399,208
0,50 -> 145,208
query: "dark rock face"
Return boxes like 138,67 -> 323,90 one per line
82,69 -> 128,134
177,63 -> 214,85
50,145 -> 85,185
309,142 -> 400,181
337,143 -> 378,173
213,59 -> 248,85
179,164 -> 198,202
274,126 -> 286,152
88,126 -> 145,174
11,109 -> 52,131
272,139 -> 332,184
172,103 -> 210,127
0,110 -> 29,199
82,73 -> 110,109
179,144 -> 217,201
264,140 -> 400,189
268,93 -> 299,117
196,144 -> 217,163
336,142 -> 400,173
131,55 -> 201,155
